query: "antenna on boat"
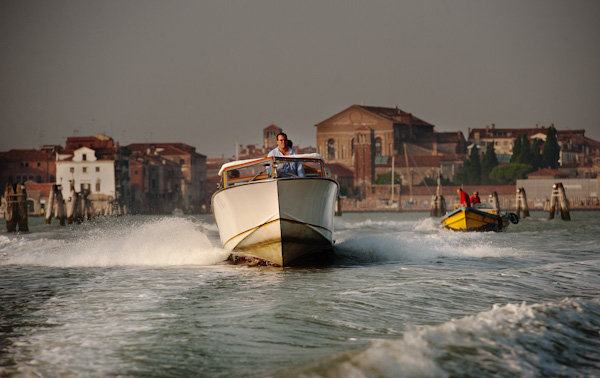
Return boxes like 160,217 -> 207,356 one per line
235,137 -> 239,160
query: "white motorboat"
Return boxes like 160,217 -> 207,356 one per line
212,154 -> 339,267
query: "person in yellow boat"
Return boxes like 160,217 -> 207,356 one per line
457,188 -> 471,208
470,191 -> 481,204
268,133 -> 305,177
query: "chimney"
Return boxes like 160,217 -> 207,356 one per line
491,123 -> 495,129
486,125 -> 489,131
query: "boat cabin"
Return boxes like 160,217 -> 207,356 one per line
217,154 -> 329,189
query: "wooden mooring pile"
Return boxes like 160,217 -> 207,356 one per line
430,184 -> 446,217
517,183 -> 571,221
515,187 -> 530,219
546,182 -> 571,221
4,183 -> 29,233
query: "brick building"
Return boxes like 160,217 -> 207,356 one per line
127,143 -> 207,213
129,152 -> 183,214
315,104 -> 467,200
316,105 -> 466,167
0,148 -> 57,191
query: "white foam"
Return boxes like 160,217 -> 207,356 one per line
335,230 -> 521,263
1,217 -> 229,267
296,297 -> 600,377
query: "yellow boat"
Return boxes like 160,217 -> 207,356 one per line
441,204 -> 519,232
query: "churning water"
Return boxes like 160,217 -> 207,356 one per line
1,212 -> 599,377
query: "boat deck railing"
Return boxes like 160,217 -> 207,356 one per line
220,156 -> 328,188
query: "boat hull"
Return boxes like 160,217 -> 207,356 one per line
441,207 -> 509,232
212,178 -> 338,266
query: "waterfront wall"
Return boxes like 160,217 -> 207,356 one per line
341,180 -> 600,212
516,178 -> 600,209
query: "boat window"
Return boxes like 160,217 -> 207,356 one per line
274,157 -> 324,178
223,158 -> 326,187
224,161 -> 273,187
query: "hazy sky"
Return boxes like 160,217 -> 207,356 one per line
2,0 -> 599,158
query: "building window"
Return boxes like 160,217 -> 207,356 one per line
96,181 -> 101,192
180,159 -> 185,165
96,167 -> 100,172
83,167 -> 87,173
50,175 -> 55,182
36,175 -> 42,183
375,138 -> 382,156
351,139 -> 354,157
70,167 -> 74,173
83,154 -> 87,161
327,139 -> 335,160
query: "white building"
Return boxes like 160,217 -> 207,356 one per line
56,147 -> 117,202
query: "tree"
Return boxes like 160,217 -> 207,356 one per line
510,135 -> 522,163
519,136 -> 533,165
531,138 -> 543,171
452,169 -> 466,186
418,175 -> 452,187
464,145 -> 482,185
541,126 -> 560,169
481,143 -> 499,184
489,163 -> 534,185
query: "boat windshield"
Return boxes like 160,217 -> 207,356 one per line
221,156 -> 326,188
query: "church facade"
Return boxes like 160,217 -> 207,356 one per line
315,104 -> 467,193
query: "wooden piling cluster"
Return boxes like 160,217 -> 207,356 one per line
430,184 -> 446,217
515,187 -> 530,219
45,186 -> 95,225
45,184 -> 67,225
4,183 -> 29,233
548,182 -> 571,221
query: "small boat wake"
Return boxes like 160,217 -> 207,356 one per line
279,297 -> 600,377
333,218 -> 522,266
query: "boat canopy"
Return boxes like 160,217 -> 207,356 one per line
218,153 -> 325,176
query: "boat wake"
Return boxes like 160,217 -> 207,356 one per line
281,297 -> 600,377
335,217 -> 438,233
334,229 -> 522,265
0,217 -> 229,267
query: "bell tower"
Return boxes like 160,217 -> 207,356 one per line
354,126 -> 374,194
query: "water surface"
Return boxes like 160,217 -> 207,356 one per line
1,212 -> 599,377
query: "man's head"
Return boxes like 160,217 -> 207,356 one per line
457,188 -> 462,195
277,133 -> 288,150
474,191 -> 478,196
